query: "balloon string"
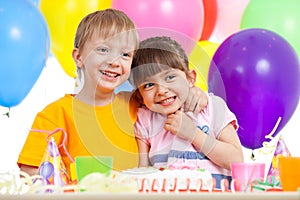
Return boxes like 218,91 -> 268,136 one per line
259,117 -> 282,155
30,128 -> 75,163
264,117 -> 282,140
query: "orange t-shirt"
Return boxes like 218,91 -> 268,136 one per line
17,93 -> 139,175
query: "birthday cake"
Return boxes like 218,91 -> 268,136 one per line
78,167 -> 214,193
122,167 -> 214,193
78,171 -> 138,193
16,167 -> 214,193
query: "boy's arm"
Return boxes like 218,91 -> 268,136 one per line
184,86 -> 208,114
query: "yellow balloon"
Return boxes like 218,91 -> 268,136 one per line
188,40 -> 219,91
40,0 -> 112,78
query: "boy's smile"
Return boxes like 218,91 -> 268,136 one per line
76,33 -> 136,93
100,70 -> 120,81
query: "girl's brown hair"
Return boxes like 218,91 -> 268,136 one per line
130,36 -> 189,89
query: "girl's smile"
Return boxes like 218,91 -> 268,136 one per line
156,96 -> 176,106
138,69 -> 192,115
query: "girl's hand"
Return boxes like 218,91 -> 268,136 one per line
183,86 -> 208,114
164,109 -> 197,142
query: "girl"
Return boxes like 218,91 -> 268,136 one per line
130,36 -> 244,188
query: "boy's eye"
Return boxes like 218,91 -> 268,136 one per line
122,51 -> 133,59
96,47 -> 108,54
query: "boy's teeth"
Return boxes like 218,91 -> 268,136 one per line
101,71 -> 118,77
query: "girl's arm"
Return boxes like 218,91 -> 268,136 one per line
192,123 -> 244,170
136,138 -> 150,167
165,110 -> 243,170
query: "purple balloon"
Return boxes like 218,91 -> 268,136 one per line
208,28 -> 300,149
39,161 -> 54,179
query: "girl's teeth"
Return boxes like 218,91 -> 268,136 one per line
162,97 -> 173,103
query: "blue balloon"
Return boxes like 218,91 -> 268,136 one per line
0,0 -> 49,107
29,0 -> 40,7
115,80 -> 133,93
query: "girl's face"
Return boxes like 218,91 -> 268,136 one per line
73,33 -> 136,93
138,68 -> 194,115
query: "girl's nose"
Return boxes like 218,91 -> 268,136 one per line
156,84 -> 168,95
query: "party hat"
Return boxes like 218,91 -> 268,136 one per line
38,137 -> 69,186
266,136 -> 291,185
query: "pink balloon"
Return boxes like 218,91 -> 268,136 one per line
112,0 -> 204,54
210,0 -> 250,43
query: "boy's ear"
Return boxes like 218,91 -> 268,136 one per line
72,48 -> 83,68
187,69 -> 197,87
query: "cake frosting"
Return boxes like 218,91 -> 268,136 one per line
122,167 -> 214,193
79,171 -> 138,193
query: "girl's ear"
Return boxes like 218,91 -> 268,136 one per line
72,48 -> 83,68
187,69 -> 197,87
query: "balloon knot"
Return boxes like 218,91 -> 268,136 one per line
251,151 -> 256,161
3,109 -> 10,118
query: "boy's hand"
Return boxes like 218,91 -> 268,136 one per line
183,86 -> 208,114
164,109 -> 197,143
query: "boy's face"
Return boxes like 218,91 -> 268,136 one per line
75,32 -> 136,93
138,68 -> 193,115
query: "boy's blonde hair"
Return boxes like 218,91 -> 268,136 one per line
74,9 -> 139,51
130,36 -> 189,89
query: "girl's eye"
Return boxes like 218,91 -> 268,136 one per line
166,74 -> 175,81
143,83 -> 154,89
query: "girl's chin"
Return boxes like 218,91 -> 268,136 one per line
157,107 -> 180,115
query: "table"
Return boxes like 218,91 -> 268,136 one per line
0,192 -> 299,200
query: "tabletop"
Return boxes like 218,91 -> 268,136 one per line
0,192 -> 299,200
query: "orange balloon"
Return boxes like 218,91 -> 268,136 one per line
200,0 -> 218,40
40,0 -> 112,78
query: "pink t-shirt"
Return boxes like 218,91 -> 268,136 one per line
134,93 -> 238,187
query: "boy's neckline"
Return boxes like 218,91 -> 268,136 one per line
73,92 -> 115,107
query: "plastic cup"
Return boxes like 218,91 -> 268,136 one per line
279,156 -> 300,191
75,156 -> 113,182
231,162 -> 265,192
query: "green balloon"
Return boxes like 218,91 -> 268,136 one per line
240,0 -> 300,58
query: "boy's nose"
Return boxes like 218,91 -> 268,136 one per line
107,54 -> 121,67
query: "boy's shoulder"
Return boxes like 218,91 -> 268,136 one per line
41,94 -> 74,112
